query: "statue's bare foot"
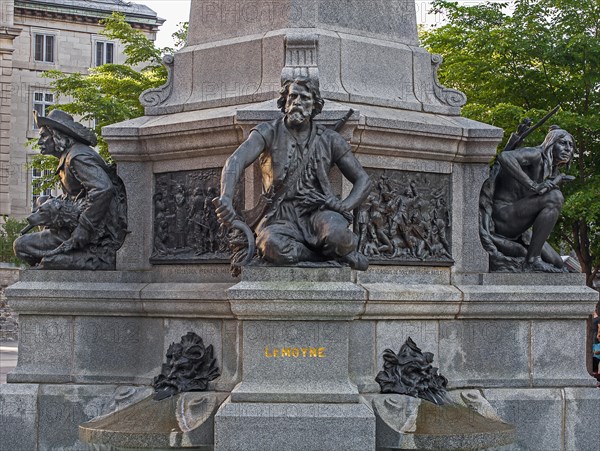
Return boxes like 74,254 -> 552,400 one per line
523,257 -> 563,273
343,251 -> 369,271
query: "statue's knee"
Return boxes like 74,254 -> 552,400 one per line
323,227 -> 357,257
257,231 -> 298,264
546,190 -> 564,209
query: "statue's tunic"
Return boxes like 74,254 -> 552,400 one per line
251,117 -> 353,257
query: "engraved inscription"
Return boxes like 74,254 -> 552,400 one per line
264,346 -> 326,358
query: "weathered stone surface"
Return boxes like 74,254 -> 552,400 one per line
80,392 -> 228,449
482,388 -> 564,451
439,320 -> 530,388
455,284 -> 598,319
371,394 -> 515,450
8,315 -> 73,383
531,320 -> 593,387
38,384 -> 137,451
72,316 -> 163,384
349,320 -> 378,392
214,397 -> 376,451
480,272 -> 588,286
356,266 -> 451,285
233,320 -> 357,403
362,283 -> 462,319
564,388 -> 600,451
0,384 -> 39,450
228,280 -> 366,320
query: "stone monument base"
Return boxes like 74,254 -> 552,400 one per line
215,398 -> 375,451
0,267 -> 598,450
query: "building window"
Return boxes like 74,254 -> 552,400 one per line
33,92 -> 54,129
95,41 -> 114,66
34,34 -> 55,63
31,168 -> 54,209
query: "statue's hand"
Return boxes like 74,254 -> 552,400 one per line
214,196 -> 236,226
70,225 -> 91,249
533,180 -> 557,195
321,196 -> 346,214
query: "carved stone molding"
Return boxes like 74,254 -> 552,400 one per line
431,54 -> 467,108
281,33 -> 319,85
140,54 -> 174,107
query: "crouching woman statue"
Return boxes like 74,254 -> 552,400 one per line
14,110 -> 127,270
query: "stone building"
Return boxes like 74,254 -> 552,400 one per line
0,0 -> 163,218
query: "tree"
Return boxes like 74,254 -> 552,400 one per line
421,0 -> 600,285
29,13 -> 186,192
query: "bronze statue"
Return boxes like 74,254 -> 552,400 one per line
480,123 -> 575,272
215,77 -> 372,270
14,110 -> 127,269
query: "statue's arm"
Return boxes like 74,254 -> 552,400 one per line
496,148 -> 541,192
216,131 -> 265,224
68,154 -> 115,246
336,151 -> 373,212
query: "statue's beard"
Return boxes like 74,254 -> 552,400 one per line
287,109 -> 311,126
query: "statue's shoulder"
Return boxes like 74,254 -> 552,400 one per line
65,143 -> 103,162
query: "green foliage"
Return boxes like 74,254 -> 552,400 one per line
0,217 -> 29,265
421,0 -> 600,284
29,12 -> 187,196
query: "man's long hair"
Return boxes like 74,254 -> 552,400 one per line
48,128 -> 76,153
277,77 -> 325,118
541,125 -> 575,174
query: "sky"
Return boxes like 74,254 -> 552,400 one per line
129,0 -> 192,49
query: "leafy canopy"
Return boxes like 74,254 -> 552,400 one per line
421,0 -> 600,284
30,13 -> 185,192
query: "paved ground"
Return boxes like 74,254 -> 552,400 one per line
0,341 -> 18,384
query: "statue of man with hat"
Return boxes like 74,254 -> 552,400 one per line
14,110 -> 127,269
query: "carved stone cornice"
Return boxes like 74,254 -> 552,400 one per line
431,54 -> 467,108
281,33 -> 319,85
140,55 -> 174,109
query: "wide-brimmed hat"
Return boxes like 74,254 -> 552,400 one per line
34,109 -> 98,147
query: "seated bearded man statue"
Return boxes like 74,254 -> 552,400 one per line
14,110 -> 127,270
215,77 -> 372,270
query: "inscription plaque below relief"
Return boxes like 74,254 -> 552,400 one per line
354,169 -> 453,266
151,169 -> 244,264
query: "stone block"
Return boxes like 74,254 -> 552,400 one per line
8,315 -> 73,383
115,161 -> 153,270
564,387 -> 600,451
72,316 -> 163,384
241,266 -> 353,282
362,283 -> 462,319
140,283 -> 232,317
451,162 -> 491,274
216,320 -> 242,392
233,320 -> 357,403
341,37 -> 420,110
356,266 -> 451,284
531,320 -> 593,386
482,388 -> 563,451
0,384 -> 39,451
349,320 -> 378,392
455,284 -> 598,319
228,280 -> 366,320
481,272 -> 588,286
214,397 -> 376,451
439,320 -> 530,388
